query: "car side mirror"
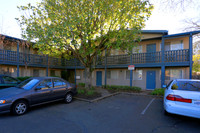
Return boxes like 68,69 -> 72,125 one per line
35,86 -> 42,91
162,85 -> 167,88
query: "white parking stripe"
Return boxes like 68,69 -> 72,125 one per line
141,98 -> 155,115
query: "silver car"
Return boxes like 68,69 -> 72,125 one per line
164,79 -> 200,119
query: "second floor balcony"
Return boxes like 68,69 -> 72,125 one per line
0,49 -> 190,69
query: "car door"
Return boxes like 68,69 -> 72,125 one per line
52,78 -> 68,100
1,76 -> 19,89
31,79 -> 54,105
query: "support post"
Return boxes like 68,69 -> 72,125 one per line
46,55 -> 48,76
17,41 -> 20,77
161,66 -> 165,88
189,33 -> 193,79
130,53 -> 133,87
104,49 -> 107,87
74,59 -> 77,86
161,37 -> 165,88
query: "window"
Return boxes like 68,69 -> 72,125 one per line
132,45 -> 142,53
37,79 -> 53,90
125,70 -> 142,80
107,70 -> 118,79
53,79 -> 66,87
133,70 -> 142,80
3,76 -> 18,84
165,69 -> 183,80
33,69 -> 39,77
107,70 -> 111,79
164,40 -> 183,51
171,80 -> 200,91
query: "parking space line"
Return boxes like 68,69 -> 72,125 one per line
141,98 -> 155,115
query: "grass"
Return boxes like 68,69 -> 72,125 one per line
150,88 -> 165,96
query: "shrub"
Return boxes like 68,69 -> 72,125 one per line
104,85 -> 141,92
77,88 -> 85,94
78,83 -> 85,87
17,76 -> 32,81
151,88 -> 165,96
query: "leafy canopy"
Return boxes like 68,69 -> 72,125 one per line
193,54 -> 200,72
17,0 -> 153,67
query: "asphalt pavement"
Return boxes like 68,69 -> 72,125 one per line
0,94 -> 199,133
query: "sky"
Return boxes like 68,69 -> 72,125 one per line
0,0 -> 199,39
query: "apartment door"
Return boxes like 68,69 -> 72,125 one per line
96,71 -> 102,86
146,44 -> 156,63
146,71 -> 156,90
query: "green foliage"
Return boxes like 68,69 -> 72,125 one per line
16,76 -> 32,81
78,83 -> 85,87
104,85 -> 141,92
151,88 -> 165,96
193,54 -> 200,72
77,87 -> 96,96
77,88 -> 85,94
17,0 -> 153,67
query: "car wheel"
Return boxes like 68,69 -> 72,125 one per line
64,93 -> 73,103
12,100 -> 28,115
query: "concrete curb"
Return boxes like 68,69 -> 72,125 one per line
74,92 -> 163,103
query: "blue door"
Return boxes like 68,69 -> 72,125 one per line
146,71 -> 156,90
96,71 -> 102,86
146,44 -> 156,63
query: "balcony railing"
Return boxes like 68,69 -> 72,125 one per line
0,49 -> 190,68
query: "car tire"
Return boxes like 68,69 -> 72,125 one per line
64,93 -> 73,104
12,100 -> 28,115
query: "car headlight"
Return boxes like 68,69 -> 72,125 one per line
0,100 -> 6,104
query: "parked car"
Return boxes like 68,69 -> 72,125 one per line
163,79 -> 200,119
0,75 -> 21,89
0,77 -> 77,115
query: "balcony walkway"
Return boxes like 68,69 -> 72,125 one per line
0,49 -> 190,69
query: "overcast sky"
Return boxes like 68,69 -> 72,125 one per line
0,0 -> 199,39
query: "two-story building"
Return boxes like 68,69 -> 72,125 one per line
0,30 -> 199,90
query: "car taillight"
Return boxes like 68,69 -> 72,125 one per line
166,94 -> 192,103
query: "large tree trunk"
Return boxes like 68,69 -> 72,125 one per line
85,67 -> 93,89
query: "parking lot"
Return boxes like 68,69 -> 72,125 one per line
0,94 -> 199,133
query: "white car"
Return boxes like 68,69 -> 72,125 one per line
163,79 -> 200,119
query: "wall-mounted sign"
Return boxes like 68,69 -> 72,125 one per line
128,65 -> 135,70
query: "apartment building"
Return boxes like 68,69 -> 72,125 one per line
0,30 -> 199,90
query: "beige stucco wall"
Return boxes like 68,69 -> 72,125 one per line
0,65 -> 61,77
76,67 -> 190,90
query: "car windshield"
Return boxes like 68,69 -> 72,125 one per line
171,80 -> 200,91
17,79 -> 40,90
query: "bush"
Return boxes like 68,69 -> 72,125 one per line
16,76 -> 32,81
151,88 -> 165,96
104,85 -> 141,92
77,88 -> 85,94
78,83 -> 85,87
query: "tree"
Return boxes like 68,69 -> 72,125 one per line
193,54 -> 200,72
17,0 -> 153,88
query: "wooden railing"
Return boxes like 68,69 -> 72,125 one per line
0,49 -> 190,68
